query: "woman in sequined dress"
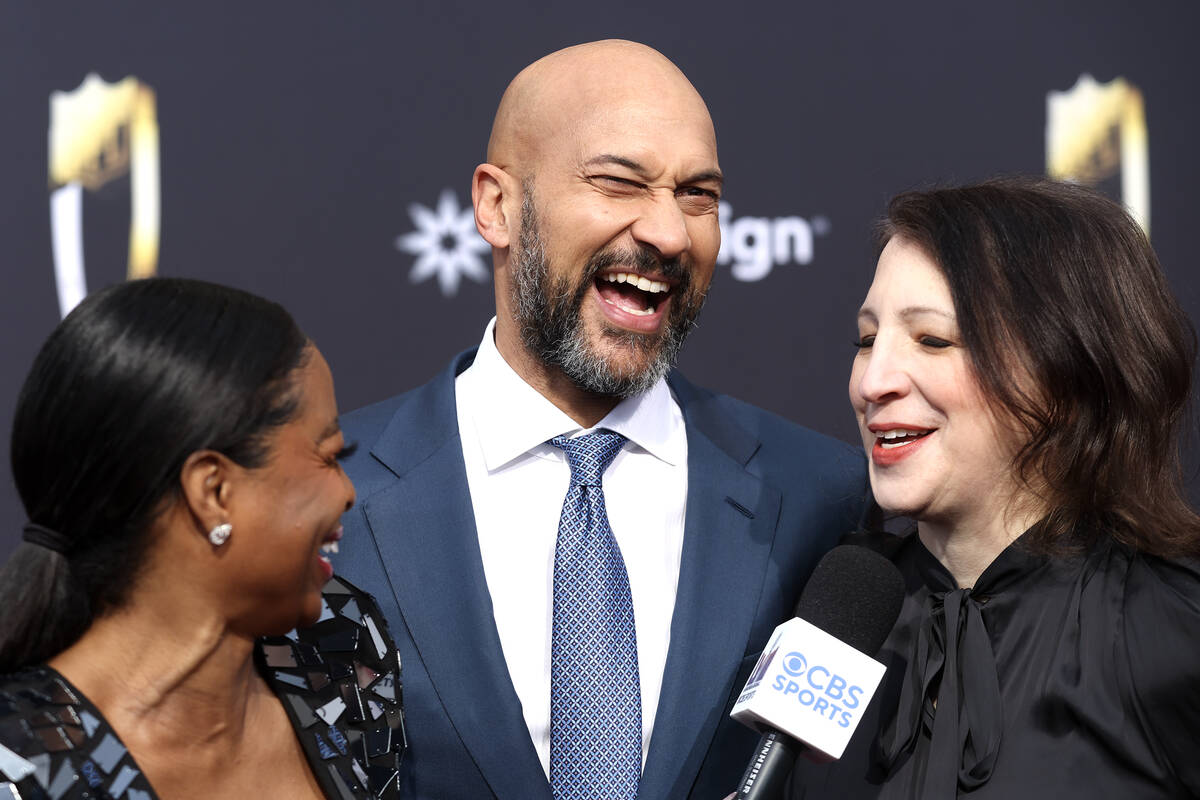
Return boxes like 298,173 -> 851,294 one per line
793,178 -> 1200,799
0,278 -> 405,799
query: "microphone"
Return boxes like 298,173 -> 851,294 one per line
729,544 -> 905,799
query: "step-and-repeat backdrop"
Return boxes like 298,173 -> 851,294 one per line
2,1 -> 1197,554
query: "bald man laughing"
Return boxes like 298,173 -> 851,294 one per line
335,41 -> 866,799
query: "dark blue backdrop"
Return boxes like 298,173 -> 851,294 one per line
2,0 -> 1198,553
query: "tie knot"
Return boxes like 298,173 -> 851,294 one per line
550,431 -> 627,486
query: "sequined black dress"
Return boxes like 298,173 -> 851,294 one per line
0,576 -> 406,800
791,531 -> 1200,800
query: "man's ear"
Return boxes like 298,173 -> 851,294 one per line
179,450 -> 235,536
473,163 -> 515,249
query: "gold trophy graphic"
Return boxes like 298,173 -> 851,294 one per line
1047,74 -> 1149,235
49,73 -> 160,317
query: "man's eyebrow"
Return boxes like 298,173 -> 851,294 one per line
585,154 -> 647,174
584,155 -> 723,187
682,169 -> 724,187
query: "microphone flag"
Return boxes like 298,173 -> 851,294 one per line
730,616 -> 888,761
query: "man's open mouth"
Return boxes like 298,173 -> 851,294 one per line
595,271 -> 673,316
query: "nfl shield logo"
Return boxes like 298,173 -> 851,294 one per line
1046,73 -> 1150,235
49,73 -> 160,317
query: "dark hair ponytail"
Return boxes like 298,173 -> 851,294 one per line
0,547 -> 82,673
0,278 -> 310,672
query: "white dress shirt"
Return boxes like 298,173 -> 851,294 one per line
455,318 -> 688,778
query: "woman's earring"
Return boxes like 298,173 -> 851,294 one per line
208,523 -> 233,546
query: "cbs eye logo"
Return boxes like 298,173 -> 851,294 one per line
772,650 -> 863,727
782,652 -> 807,677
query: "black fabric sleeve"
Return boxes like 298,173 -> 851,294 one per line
1122,554 -> 1200,796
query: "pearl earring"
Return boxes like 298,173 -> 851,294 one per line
208,523 -> 232,546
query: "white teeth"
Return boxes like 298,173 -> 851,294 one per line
321,541 -> 339,555
874,429 -> 930,449
624,306 -> 654,316
599,273 -> 668,293
876,429 -> 925,440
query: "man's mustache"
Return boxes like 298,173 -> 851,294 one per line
583,246 -> 692,290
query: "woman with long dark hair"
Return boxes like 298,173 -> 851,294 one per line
0,278 -> 405,798
795,178 -> 1200,798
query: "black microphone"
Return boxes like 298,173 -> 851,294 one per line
732,544 -> 905,799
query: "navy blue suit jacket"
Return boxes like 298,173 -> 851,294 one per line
334,349 -> 867,799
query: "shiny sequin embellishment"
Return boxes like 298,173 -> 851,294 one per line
0,670 -> 156,799
0,577 -> 405,799
260,577 -> 407,798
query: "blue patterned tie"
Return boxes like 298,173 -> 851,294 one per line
548,431 -> 641,800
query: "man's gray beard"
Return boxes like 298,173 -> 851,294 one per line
510,191 -> 705,399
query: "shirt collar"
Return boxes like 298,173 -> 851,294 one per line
459,318 -> 686,472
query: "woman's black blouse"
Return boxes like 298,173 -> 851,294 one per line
791,531 -> 1200,799
0,576 -> 406,799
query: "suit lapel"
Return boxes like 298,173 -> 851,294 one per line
364,352 -> 552,800
360,361 -> 780,800
638,374 -> 782,800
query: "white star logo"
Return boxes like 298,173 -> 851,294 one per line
395,189 -> 492,296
